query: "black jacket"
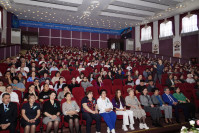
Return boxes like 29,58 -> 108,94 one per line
0,102 -> 18,124
166,78 -> 174,88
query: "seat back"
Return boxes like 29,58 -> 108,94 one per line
113,79 -> 123,86
103,79 -> 112,87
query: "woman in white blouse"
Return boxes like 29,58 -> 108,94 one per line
97,89 -> 116,133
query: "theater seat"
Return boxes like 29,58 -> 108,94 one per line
103,79 -> 112,87
112,85 -> 123,94
113,79 -> 123,86
123,85 -> 133,95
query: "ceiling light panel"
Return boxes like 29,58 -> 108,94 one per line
107,5 -> 155,16
100,12 -> 144,20
115,0 -> 169,10
56,0 -> 83,5
13,0 -> 78,11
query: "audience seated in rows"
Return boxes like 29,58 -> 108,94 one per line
0,46 -> 198,133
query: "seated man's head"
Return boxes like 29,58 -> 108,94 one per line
83,76 -> 88,82
6,85 -> 13,94
140,80 -> 145,86
164,87 -> 170,94
148,80 -> 154,86
2,93 -> 10,105
153,88 -> 160,95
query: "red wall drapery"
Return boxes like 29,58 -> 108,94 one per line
158,16 -> 175,37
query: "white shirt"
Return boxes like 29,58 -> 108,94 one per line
104,65 -> 110,68
0,92 -> 19,104
97,96 -> 113,114
135,79 -> 140,85
76,77 -> 82,84
126,66 -> 132,71
119,100 -> 124,109
186,78 -> 195,83
17,67 -> 30,73
171,79 -> 175,86
78,68 -> 85,73
39,61 -> 46,65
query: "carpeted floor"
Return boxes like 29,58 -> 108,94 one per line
58,112 -> 198,133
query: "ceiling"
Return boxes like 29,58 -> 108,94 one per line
0,0 -> 199,30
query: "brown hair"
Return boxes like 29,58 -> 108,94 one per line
114,89 -> 125,106
86,90 -> 93,96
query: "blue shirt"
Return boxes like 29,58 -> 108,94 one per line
11,82 -> 25,97
3,103 -> 9,112
49,67 -> 59,73
27,77 -> 39,82
11,82 -> 25,90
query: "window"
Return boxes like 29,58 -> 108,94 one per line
159,21 -> 173,38
141,26 -> 152,41
181,14 -> 198,33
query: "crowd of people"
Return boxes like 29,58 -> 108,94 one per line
0,45 -> 198,133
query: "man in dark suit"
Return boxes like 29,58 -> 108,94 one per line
166,74 -> 175,90
162,87 -> 189,123
0,93 -> 18,133
115,69 -> 124,80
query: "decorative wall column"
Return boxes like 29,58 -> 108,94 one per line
152,21 -> 159,54
173,15 -> 181,58
135,26 -> 141,51
1,9 -> 7,43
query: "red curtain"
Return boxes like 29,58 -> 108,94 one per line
179,9 -> 199,34
158,16 -> 175,38
140,22 -> 153,40
0,6 -> 3,30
